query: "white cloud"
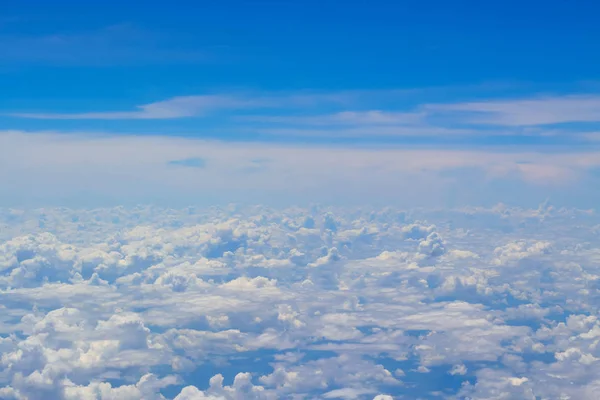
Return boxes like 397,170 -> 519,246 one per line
3,130 -> 600,208
240,110 -> 425,126
0,204 -> 600,398
492,240 -> 552,266
6,90 -> 600,142
7,92 -> 352,120
417,232 -> 446,257
9,95 -> 269,120
449,364 -> 467,376
426,95 -> 600,126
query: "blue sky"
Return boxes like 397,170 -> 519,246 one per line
2,0 -> 600,207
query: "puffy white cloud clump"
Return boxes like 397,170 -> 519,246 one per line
0,204 -> 599,399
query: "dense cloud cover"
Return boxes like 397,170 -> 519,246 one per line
0,203 -> 599,399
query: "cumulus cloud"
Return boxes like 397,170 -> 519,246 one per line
417,232 -> 446,257
0,203 -> 599,399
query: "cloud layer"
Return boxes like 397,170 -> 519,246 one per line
3,130 -> 600,208
7,91 -> 600,141
0,203 -> 600,398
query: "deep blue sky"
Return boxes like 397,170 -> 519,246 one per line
2,0 -> 599,101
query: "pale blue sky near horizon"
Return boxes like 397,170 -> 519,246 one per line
2,0 -> 600,207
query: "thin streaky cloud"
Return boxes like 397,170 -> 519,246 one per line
8,91 -> 600,143
4,86 -> 520,122
251,126 -> 485,138
238,111 -> 426,126
7,92 -> 358,120
581,132 -> 600,141
426,95 -> 600,126
9,95 -> 273,120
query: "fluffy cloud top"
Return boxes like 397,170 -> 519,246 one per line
0,204 -> 599,399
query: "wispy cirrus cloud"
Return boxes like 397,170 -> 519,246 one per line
250,126 -> 481,137
237,110 -> 477,137
9,95 -> 268,120
8,92 -> 355,120
239,93 -> 600,138
6,90 -> 600,141
239,110 -> 426,126
425,95 -> 600,126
